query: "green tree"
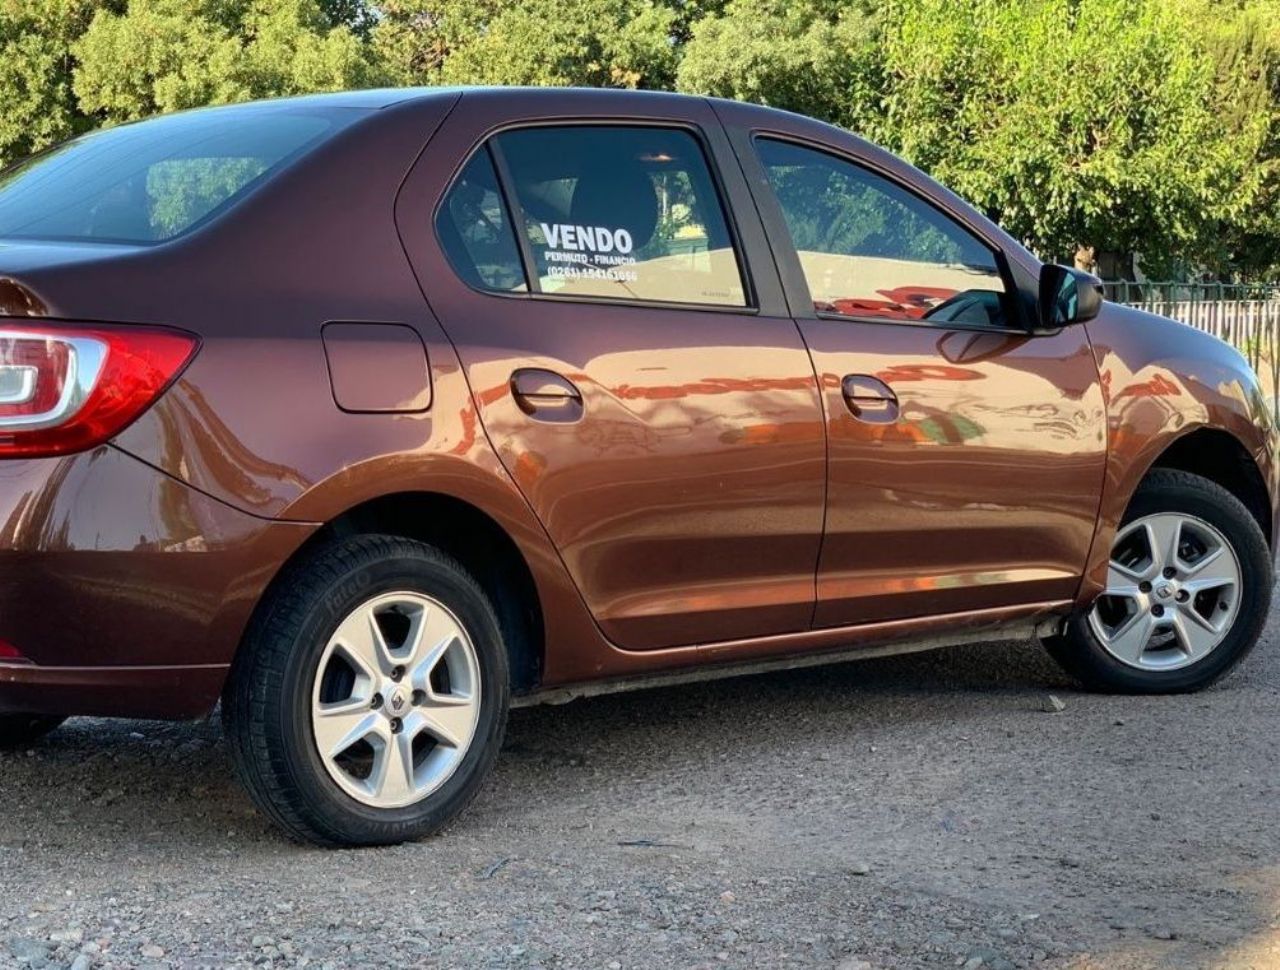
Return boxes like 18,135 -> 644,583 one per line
677,0 -> 877,123
839,0 -> 1248,276
1196,0 -> 1280,281
72,0 -> 385,124
680,0 -> 1277,280
318,0 -> 378,38
0,0 -> 1272,282
372,0 -> 679,89
852,0 -> 1271,278
0,1 -> 110,167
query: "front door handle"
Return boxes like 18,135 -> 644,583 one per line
841,374 -> 899,423
510,368 -> 583,422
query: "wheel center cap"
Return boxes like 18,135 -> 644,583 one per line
1155,582 -> 1175,600
385,687 -> 409,716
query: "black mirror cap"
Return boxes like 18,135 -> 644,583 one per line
1037,264 -> 1103,330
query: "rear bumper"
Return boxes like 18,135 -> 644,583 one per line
0,663 -> 227,719
0,445 -> 317,719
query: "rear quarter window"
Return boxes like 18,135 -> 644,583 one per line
437,149 -> 527,292
0,108 -> 352,245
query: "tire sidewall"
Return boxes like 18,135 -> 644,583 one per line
1073,474 -> 1272,692
273,546 -> 508,843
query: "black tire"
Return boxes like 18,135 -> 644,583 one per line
1045,468 -> 1272,693
222,534 -> 510,847
0,714 -> 65,750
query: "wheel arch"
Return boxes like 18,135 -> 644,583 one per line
1148,428 -> 1272,546
233,491 -> 546,695
1078,423 -> 1275,609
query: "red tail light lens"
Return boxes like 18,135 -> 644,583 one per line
0,323 -> 198,458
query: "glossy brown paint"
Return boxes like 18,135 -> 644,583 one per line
396,90 -> 827,650
0,87 -> 1273,721
321,322 -> 432,413
800,321 -> 1107,626
709,100 -> 1107,625
0,445 -> 314,717
1078,302 -> 1279,602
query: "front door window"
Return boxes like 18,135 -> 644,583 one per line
756,138 -> 1008,327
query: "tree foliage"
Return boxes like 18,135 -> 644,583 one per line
1194,0 -> 1280,280
678,0 -> 1280,281
0,0 -> 1275,280
843,0 -> 1273,279
0,1 -> 108,164
72,0 -> 383,123
676,0 -> 877,123
373,0 -> 680,89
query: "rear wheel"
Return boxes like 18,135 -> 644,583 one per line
1046,469 -> 1272,693
223,534 -> 509,847
0,714 -> 65,750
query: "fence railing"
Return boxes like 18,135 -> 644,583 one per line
1102,280 -> 1280,421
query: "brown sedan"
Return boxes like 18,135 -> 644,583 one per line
0,88 -> 1273,846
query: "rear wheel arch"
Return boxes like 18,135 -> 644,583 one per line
232,491 -> 545,696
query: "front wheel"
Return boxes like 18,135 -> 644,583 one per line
223,535 -> 509,847
1046,468 -> 1272,693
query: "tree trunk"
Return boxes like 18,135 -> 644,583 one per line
1095,250 -> 1133,280
1072,246 -> 1134,280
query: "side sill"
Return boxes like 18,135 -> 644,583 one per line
514,601 -> 1071,709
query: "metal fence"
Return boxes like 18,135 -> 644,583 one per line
1102,280 -> 1280,419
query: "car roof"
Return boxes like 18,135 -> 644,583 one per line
230,86 -> 735,112
206,87 -> 462,110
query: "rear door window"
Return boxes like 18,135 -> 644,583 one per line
491,126 -> 748,307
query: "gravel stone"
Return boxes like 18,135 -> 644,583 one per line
3,610 -> 1280,968
8,937 -> 50,967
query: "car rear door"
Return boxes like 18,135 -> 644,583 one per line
714,100 -> 1107,628
396,90 -> 826,650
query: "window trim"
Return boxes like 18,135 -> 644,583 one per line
432,119 -> 760,315
486,140 -> 540,293
748,132 -> 1027,333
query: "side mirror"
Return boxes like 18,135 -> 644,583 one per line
1037,264 -> 1102,329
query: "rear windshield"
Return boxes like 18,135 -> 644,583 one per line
0,106 -> 356,245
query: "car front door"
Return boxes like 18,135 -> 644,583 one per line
397,91 -> 826,650
718,104 -> 1107,628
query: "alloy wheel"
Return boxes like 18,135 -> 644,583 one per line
310,591 -> 481,809
1089,512 -> 1242,671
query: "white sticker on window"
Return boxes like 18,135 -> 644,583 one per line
540,222 -> 638,284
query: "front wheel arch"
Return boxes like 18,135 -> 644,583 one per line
1149,427 -> 1271,548
1048,467 -> 1272,693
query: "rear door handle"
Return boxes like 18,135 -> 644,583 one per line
840,374 -> 899,424
510,368 -> 583,421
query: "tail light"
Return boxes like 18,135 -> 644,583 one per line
0,323 -> 198,458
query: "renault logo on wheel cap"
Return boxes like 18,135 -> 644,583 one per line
388,689 -> 407,713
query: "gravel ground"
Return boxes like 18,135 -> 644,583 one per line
4,601 -> 1280,970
